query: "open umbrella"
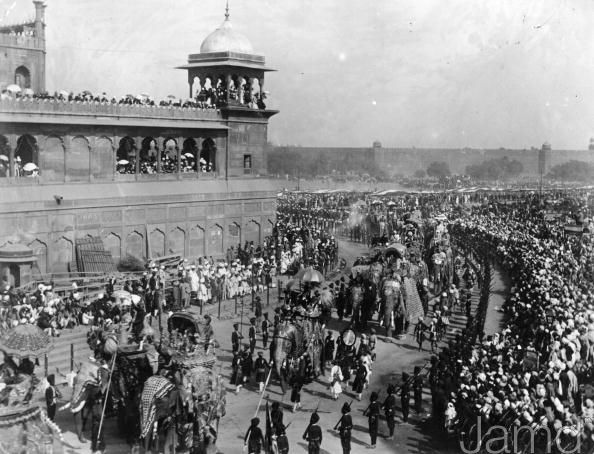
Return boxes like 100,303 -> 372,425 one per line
23,88 -> 34,97
301,268 -> 325,283
117,159 -> 129,165
82,90 -> 93,96
58,89 -> 69,97
0,155 -> 8,162
22,162 -> 38,172
6,84 -> 21,93
166,94 -> 177,99
0,324 -> 53,360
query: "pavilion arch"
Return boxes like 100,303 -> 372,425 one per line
15,134 -> 38,168
28,239 -> 48,276
0,135 -> 9,175
207,224 -> 223,255
167,227 -> 185,256
41,136 -> 65,182
116,136 -> 136,161
140,137 -> 158,160
67,136 -> 91,181
14,66 -> 30,89
125,230 -> 145,261
182,138 -> 198,172
93,136 -> 114,180
189,224 -> 205,258
162,138 -> 178,173
200,138 -> 216,172
103,232 -> 121,263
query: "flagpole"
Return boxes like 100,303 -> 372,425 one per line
254,367 -> 273,418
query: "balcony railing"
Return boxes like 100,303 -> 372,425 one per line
0,98 -> 222,121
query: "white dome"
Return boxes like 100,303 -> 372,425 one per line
200,18 -> 254,54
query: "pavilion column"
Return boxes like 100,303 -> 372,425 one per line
225,74 -> 232,104
7,133 -> 17,177
156,137 -> 163,173
135,136 -> 142,175
259,77 -> 265,98
177,136 -> 183,175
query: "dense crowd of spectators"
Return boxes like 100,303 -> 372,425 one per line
430,196 -> 594,451
0,215 -> 338,339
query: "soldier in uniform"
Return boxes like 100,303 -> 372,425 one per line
400,372 -> 411,423
363,391 -> 381,449
244,417 -> 264,454
270,401 -> 284,435
254,352 -> 269,393
382,385 -> 396,439
249,318 -> 257,355
303,411 -> 323,454
337,401 -> 353,454
261,312 -> 270,348
232,323 -> 243,354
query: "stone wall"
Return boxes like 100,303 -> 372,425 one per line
0,193 -> 277,274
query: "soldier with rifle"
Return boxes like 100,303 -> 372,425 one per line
303,407 -> 323,454
333,401 -> 353,454
363,391 -> 381,449
382,385 -> 397,439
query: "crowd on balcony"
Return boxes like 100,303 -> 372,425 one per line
0,85 -> 267,110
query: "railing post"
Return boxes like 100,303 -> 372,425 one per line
235,294 -> 238,315
267,282 -> 270,306
218,294 -> 221,319
44,353 -> 48,377
70,343 -> 74,371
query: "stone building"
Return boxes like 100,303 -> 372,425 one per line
0,5 -> 279,279
0,1 -> 46,93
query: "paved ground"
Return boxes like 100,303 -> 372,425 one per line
49,239 -> 510,453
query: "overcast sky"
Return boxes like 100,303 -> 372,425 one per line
2,0 -> 594,149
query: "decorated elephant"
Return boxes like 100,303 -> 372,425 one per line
272,318 -> 324,392
62,362 -> 106,445
138,364 -> 226,454
0,405 -> 64,454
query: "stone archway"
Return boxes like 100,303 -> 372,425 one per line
149,228 -> 165,258
28,239 -> 48,276
52,236 -> 73,274
167,227 -> 185,256
207,224 -> 223,255
125,231 -> 145,261
189,225 -> 205,258
104,233 -> 121,264
245,220 -> 260,245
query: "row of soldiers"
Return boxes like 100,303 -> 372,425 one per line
242,365 -> 428,454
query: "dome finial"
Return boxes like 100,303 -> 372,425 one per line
225,0 -> 230,20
